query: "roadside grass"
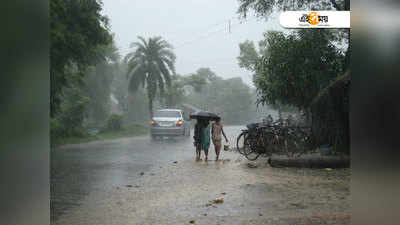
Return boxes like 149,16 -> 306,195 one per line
51,124 -> 148,148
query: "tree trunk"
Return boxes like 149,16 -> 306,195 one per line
343,0 -> 351,71
148,98 -> 153,118
268,155 -> 350,168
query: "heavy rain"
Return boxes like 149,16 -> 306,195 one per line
50,0 -> 350,224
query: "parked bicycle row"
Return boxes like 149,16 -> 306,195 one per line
236,116 -> 313,161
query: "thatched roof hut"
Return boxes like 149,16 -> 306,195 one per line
310,71 -> 350,154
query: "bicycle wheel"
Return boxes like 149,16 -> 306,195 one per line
243,136 -> 261,161
261,131 -> 275,157
283,133 -> 304,158
236,130 -> 248,155
242,134 -> 254,155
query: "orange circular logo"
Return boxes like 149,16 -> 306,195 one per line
307,12 -> 320,25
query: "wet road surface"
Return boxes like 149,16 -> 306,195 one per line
51,126 -> 350,225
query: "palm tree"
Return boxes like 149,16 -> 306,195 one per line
125,36 -> 176,117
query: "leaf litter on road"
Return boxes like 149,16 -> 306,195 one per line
212,197 -> 224,204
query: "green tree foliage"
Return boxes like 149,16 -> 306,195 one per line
50,0 -> 112,116
105,114 -> 123,131
83,43 -> 120,123
111,62 -> 129,113
57,86 -> 91,137
237,0 -> 350,71
237,41 -> 260,71
212,78 -> 255,124
164,74 -> 186,107
195,67 -> 218,82
126,87 -> 150,125
237,0 -> 349,18
109,62 -> 150,125
241,29 -> 344,110
182,73 -> 207,93
181,67 -> 220,93
125,36 -> 176,117
186,74 -> 256,125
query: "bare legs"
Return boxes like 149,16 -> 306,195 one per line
214,140 -> 222,161
196,144 -> 210,161
196,144 -> 201,161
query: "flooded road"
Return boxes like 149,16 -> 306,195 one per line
51,126 -> 350,225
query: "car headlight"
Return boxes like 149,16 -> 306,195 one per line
151,120 -> 159,126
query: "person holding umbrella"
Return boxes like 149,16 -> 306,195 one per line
193,119 -> 210,161
191,111 -> 219,161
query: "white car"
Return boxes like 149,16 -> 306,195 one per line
150,109 -> 191,139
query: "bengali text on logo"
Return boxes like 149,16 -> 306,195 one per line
280,11 -> 350,28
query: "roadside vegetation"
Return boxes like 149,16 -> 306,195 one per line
236,0 -> 350,155
51,124 -> 148,147
50,0 -> 350,154
50,0 -> 265,147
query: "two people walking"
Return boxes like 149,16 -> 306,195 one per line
194,118 -> 228,161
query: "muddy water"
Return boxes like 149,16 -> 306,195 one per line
51,126 -> 350,225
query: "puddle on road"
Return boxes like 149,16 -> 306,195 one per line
52,126 -> 349,225
54,155 -> 349,225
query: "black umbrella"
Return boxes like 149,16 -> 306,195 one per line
189,111 -> 220,121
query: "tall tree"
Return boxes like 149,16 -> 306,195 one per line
237,0 -> 350,71
50,0 -> 112,116
125,36 -> 176,117
196,67 -> 218,82
241,29 -> 344,110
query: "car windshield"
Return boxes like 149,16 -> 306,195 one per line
154,111 -> 181,118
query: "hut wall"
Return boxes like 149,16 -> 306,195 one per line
310,72 -> 350,154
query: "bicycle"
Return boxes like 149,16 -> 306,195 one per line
242,124 -> 310,160
237,117 -> 314,160
236,129 -> 248,155
242,128 -> 262,161
242,125 -> 280,160
236,122 -> 260,155
285,126 -> 314,158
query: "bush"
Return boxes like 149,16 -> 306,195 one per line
50,118 -> 64,140
56,86 -> 91,137
105,114 -> 123,131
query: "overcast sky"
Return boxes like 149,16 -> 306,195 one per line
102,0 -> 285,86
